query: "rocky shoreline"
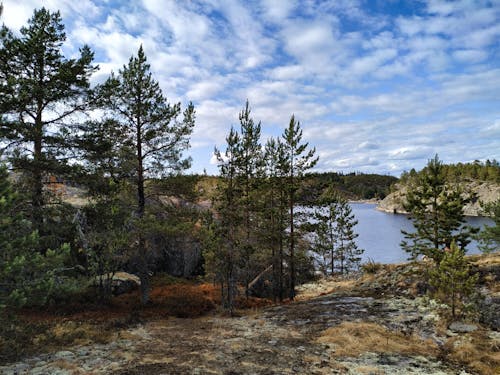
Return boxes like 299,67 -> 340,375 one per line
377,181 -> 500,217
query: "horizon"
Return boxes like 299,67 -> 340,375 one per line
2,1 -> 499,177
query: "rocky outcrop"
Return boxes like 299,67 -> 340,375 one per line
2,254 -> 498,374
378,181 -> 500,216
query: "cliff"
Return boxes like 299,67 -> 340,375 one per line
378,180 -> 500,216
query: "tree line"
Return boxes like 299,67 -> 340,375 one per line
2,8 -> 497,320
0,8 -> 364,315
399,159 -> 500,185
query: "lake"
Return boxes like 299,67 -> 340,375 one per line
350,203 -> 494,264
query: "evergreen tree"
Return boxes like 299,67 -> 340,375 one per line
234,101 -> 264,298
0,8 -> 96,239
401,155 -> 478,262
0,165 -> 69,310
429,241 -> 478,318
310,206 -> 337,276
311,191 -> 363,275
262,137 -> 288,301
211,127 -> 241,314
335,197 -> 363,273
478,199 -> 500,253
282,115 -> 318,299
98,46 -> 195,304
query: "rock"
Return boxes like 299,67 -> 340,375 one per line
448,322 -> 478,333
52,350 -> 75,360
478,294 -> 500,330
110,272 -> 141,295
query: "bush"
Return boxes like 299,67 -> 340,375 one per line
362,259 -> 382,274
429,241 -> 478,319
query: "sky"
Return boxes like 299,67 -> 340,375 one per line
2,0 -> 499,176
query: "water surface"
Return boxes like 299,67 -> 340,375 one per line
350,203 -> 493,264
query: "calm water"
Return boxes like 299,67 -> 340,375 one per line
350,203 -> 494,264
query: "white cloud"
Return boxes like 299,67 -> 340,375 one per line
1,0 -> 498,176
453,49 -> 488,63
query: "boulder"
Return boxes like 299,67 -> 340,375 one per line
448,322 -> 478,333
95,272 -> 141,295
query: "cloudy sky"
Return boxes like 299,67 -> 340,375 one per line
2,0 -> 499,176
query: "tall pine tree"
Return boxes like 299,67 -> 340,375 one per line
212,127 -> 241,314
263,137 -> 288,301
235,101 -> 264,298
98,46 -> 195,304
0,8 -> 96,239
282,115 -> 318,299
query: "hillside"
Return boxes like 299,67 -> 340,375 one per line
378,180 -> 500,216
378,161 -> 500,216
1,253 -> 498,374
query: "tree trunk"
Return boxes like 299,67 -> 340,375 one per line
136,117 -> 149,305
32,101 -> 44,236
289,183 -> 295,300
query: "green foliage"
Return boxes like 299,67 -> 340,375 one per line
211,126 -> 242,314
77,195 -> 131,302
282,115 -> 318,299
262,137 -> 289,301
429,241 -> 478,318
97,45 -> 195,182
310,191 -> 364,275
401,155 -> 479,262
478,199 -> 500,253
400,159 -> 500,184
0,165 -> 71,310
0,8 -> 97,238
95,45 -> 195,304
300,172 -> 397,203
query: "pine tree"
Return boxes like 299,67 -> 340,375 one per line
97,46 -> 195,304
0,8 -> 96,239
234,101 -> 264,298
212,127 -> 241,314
429,241 -> 478,318
401,155 -> 478,263
0,164 -> 69,310
478,199 -> 500,253
263,137 -> 288,301
311,191 -> 363,275
335,198 -> 363,273
310,206 -> 337,276
282,116 -> 318,299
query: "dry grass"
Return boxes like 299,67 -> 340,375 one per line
316,321 -> 438,358
443,331 -> 500,375
296,277 -> 363,301
355,366 -> 386,374
468,251 -> 500,267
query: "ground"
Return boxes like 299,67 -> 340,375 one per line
1,254 -> 499,374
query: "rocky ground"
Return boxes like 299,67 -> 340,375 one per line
1,254 -> 499,375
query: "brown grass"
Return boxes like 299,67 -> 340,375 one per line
468,251 -> 500,267
316,321 -> 438,358
443,331 -> 500,375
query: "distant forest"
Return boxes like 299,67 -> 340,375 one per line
399,159 -> 500,184
298,172 -> 398,203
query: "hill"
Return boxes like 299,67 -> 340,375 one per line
378,161 -> 500,216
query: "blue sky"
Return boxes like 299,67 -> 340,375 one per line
2,0 -> 499,176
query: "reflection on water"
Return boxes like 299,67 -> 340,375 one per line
350,203 -> 494,264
